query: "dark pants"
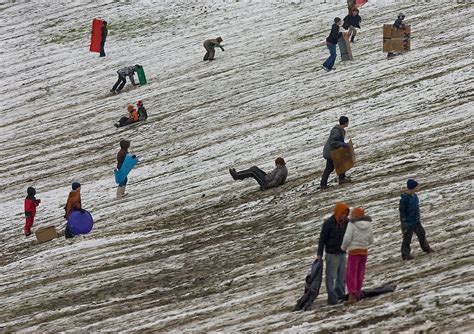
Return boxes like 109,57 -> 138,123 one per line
99,41 -> 106,57
320,158 -> 346,187
65,224 -> 74,239
112,75 -> 127,91
401,223 -> 430,258
235,166 -> 267,187
117,116 -> 135,127
203,47 -> 215,61
323,43 -> 337,70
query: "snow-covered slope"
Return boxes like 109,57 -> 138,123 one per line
1,0 -> 473,332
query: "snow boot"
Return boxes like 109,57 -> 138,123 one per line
344,294 -> 358,305
229,168 -> 238,180
116,186 -> 126,199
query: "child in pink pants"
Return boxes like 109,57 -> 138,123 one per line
341,207 -> 373,304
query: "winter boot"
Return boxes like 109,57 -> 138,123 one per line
116,186 -> 126,199
344,294 -> 357,305
229,168 -> 238,180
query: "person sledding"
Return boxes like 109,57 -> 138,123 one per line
110,65 -> 141,93
24,186 -> 41,236
229,157 -> 288,191
64,182 -> 83,239
203,37 -> 224,61
115,104 -> 139,128
137,100 -> 148,121
387,13 -> 406,59
343,8 -> 361,43
322,17 -> 342,72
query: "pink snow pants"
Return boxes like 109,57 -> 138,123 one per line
346,254 -> 367,300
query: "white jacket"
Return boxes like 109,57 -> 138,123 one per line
341,216 -> 374,252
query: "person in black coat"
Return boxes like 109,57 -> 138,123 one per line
100,21 -> 108,57
388,13 -> 406,59
322,18 -> 342,72
343,8 -> 361,43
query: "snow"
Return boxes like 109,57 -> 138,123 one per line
1,0 -> 473,332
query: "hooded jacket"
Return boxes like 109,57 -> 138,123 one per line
263,165 -> 288,189
203,37 -> 224,50
323,125 -> 346,159
341,216 -> 373,252
317,202 -> 349,256
24,187 -> 40,218
117,140 -> 131,170
117,66 -> 136,85
343,14 -> 362,29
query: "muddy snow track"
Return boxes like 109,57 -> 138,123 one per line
0,1 -> 473,332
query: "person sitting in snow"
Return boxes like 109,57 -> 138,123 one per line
343,8 -> 362,43
115,104 -> 139,128
229,157 -> 288,191
110,65 -> 140,93
203,37 -> 224,61
24,186 -> 41,236
137,100 -> 148,121
64,182 -> 83,239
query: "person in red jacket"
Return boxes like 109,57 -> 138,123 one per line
24,186 -> 41,236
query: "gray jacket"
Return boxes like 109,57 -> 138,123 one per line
323,125 -> 345,159
263,165 -> 288,189
117,66 -> 136,85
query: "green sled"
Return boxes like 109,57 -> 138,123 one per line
137,66 -> 147,85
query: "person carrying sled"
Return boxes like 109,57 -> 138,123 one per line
341,207 -> 373,305
322,17 -> 342,72
317,202 -> 350,305
115,104 -> 139,128
343,8 -> 361,43
110,65 -> 140,93
64,182 -> 83,239
387,13 -> 406,59
203,37 -> 224,61
400,179 -> 433,260
24,186 -> 41,236
116,140 -> 131,199
229,157 -> 287,191
99,21 -> 108,57
320,116 -> 350,190
137,100 -> 148,121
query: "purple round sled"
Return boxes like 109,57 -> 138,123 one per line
67,209 -> 94,235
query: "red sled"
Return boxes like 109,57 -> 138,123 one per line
90,18 -> 104,53
356,0 -> 367,7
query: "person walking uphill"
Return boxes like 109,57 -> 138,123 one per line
110,65 -> 140,93
322,18 -> 342,72
343,8 -> 361,43
341,207 -> 373,305
64,182 -> 83,239
400,179 -> 433,260
229,157 -> 287,191
317,202 -> 350,305
99,21 -> 108,57
116,140 -> 131,199
24,186 -> 41,236
320,116 -> 350,190
203,37 -> 224,61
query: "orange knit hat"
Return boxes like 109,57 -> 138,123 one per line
334,202 -> 349,223
351,207 -> 365,219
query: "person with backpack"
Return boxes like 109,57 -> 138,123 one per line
110,65 -> 140,93
203,37 -> 224,61
341,207 -> 373,305
24,186 -> 41,236
229,157 -> 288,191
400,179 -> 433,260
316,202 -> 350,305
343,8 -> 361,43
322,17 -> 342,72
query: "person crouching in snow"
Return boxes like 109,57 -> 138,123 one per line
24,186 -> 41,236
64,182 -> 83,239
137,100 -> 148,121
229,157 -> 288,191
110,65 -> 140,93
115,104 -> 139,128
400,179 -> 433,260
341,207 -> 373,305
203,37 -> 224,61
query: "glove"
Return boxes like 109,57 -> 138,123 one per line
341,142 -> 348,148
36,199 -> 41,204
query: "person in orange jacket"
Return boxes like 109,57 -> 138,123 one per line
115,104 -> 139,128
64,182 -> 83,239
24,186 -> 41,236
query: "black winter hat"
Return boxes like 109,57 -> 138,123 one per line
339,116 -> 349,125
334,17 -> 341,23
27,186 -> 36,196
72,181 -> 81,190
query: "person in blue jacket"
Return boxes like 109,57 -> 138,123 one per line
322,17 -> 342,72
399,179 -> 433,260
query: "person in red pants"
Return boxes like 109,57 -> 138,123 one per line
341,207 -> 373,304
24,187 -> 41,236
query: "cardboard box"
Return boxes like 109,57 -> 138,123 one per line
383,24 -> 411,52
383,24 -> 393,39
330,139 -> 355,175
338,32 -> 353,61
35,226 -> 58,243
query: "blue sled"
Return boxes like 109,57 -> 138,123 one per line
115,154 -> 138,185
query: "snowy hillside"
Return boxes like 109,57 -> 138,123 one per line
1,0 -> 473,332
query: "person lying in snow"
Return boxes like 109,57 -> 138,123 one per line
115,104 -> 139,128
229,157 -> 288,191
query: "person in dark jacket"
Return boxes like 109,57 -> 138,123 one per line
99,21 -> 108,57
115,104 -> 139,128
116,140 -> 131,198
343,8 -> 361,43
388,13 -> 406,59
316,202 -> 350,305
137,100 -> 148,121
110,65 -> 140,93
320,116 -> 350,190
229,157 -> 288,191
400,179 -> 433,260
64,182 -> 83,239
24,187 -> 41,236
203,37 -> 224,61
322,17 -> 342,72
